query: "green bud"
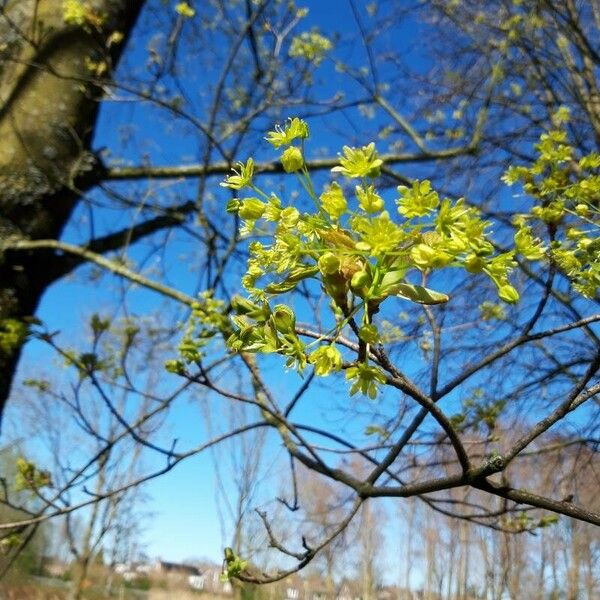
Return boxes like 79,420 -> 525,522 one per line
238,198 -> 266,220
226,199 -> 241,214
575,203 -> 588,216
323,274 -> 349,306
464,254 -> 486,273
281,146 -> 304,173
498,284 -> 519,303
272,305 -> 296,333
231,295 -> 262,316
318,252 -> 341,275
351,269 -> 370,290
411,244 -> 451,268
358,324 -> 379,344
90,314 -> 110,334
165,359 -> 185,375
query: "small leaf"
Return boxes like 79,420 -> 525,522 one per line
379,269 -> 406,289
264,280 -> 298,294
365,425 -> 389,438
396,283 -> 449,305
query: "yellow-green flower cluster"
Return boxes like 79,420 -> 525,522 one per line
345,363 -> 387,399
15,457 -> 52,492
289,30 -> 333,65
63,0 -> 87,25
171,114 -> 598,406
0,318 -> 28,355
166,292 -> 229,374
220,118 -> 518,398
503,114 -> 599,298
227,298 -> 306,371
175,2 -> 195,18
309,345 -> 343,376
397,180 -> 439,217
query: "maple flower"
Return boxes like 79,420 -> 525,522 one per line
175,2 -> 195,18
309,345 -> 343,376
332,143 -> 383,179
221,159 -> 254,190
266,118 -> 309,148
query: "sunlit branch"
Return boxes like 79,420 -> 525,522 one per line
3,238 -> 197,307
103,150 -> 478,182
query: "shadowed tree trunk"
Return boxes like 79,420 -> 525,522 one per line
0,0 -> 145,423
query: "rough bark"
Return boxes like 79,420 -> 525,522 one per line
0,0 -> 145,423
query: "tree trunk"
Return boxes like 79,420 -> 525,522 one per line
0,0 -> 145,424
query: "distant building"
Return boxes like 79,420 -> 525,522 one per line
189,574 -> 204,590
154,559 -> 201,577
113,562 -> 154,579
286,586 -> 301,600
40,556 -> 69,578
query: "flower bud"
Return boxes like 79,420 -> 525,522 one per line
231,295 -> 261,316
431,251 -> 452,268
351,269 -> 370,290
498,284 -> 519,303
464,254 -> 486,273
358,324 -> 379,344
281,146 -> 304,173
411,244 -> 437,267
271,305 -> 296,333
318,252 -> 341,275
238,198 -> 265,220
320,182 -> 347,219
411,244 -> 451,268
